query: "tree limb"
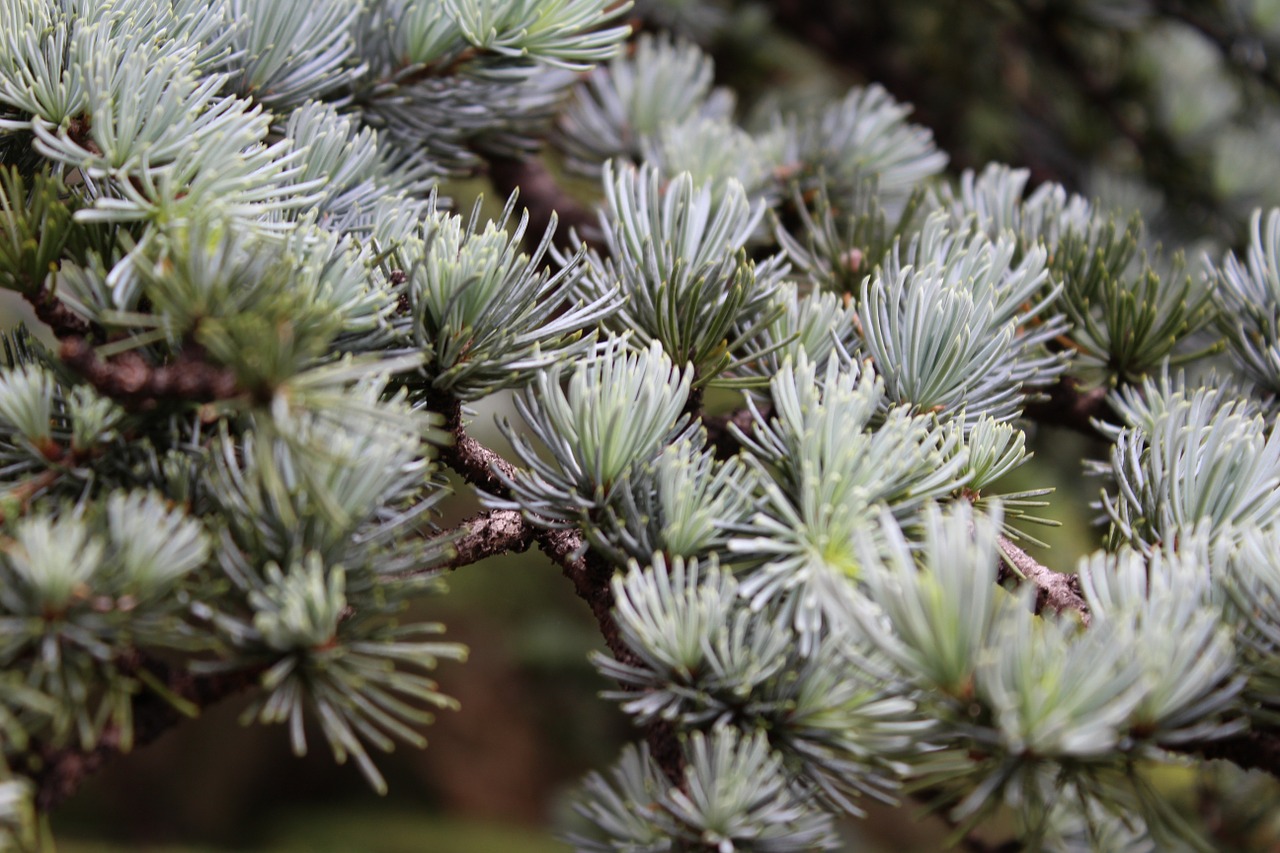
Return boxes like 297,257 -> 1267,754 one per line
26,286 -> 243,411
430,508 -> 537,572
26,287 -> 93,339
432,394 -> 686,782
59,338 -> 242,411
997,533 -> 1091,626
1185,730 -> 1280,777
430,395 -> 521,495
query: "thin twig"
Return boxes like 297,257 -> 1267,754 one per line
1185,730 -> 1280,777
0,470 -> 60,521
713,399 -> 1094,625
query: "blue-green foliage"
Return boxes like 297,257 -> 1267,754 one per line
2,2 -> 1280,851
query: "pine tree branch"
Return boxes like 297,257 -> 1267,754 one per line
59,338 -> 242,411
991,518 -> 1280,784
25,287 -> 93,339
485,154 -> 602,253
429,391 -> 521,494
418,509 -> 537,574
426,395 -> 585,578
996,533 -> 1091,626
709,401 -> 1095,622
1181,730 -> 1280,778
26,287 -> 244,410
705,376 -> 1114,454
443,508 -> 536,567
0,470 -> 60,521
702,403 -> 768,460
1021,376 -> 1110,440
429,392 -> 685,782
30,654 -> 263,811
31,496 -> 566,812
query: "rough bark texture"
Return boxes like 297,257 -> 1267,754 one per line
59,337 -> 242,411
997,534 -> 1091,626
1190,730 -> 1280,776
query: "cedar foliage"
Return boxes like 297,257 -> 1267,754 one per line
3,1 -> 1280,850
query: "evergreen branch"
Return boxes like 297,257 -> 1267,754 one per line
703,402 -> 767,459
997,533 -> 1091,626
380,49 -> 482,89
573,547 -> 686,784
58,338 -> 241,411
1021,375 -> 1110,439
25,288 -> 92,340
485,153 -> 601,252
1187,729 -> 1280,778
30,654 -> 264,811
712,381 -> 1039,479
0,470 -> 60,521
431,394 -> 523,494
424,508 -> 536,573
716,397 -> 1091,624
433,392 -> 685,782
15,1 -> 1280,843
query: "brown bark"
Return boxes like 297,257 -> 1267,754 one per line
59,337 -> 242,411
996,534 -> 1091,626
432,394 -> 687,783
